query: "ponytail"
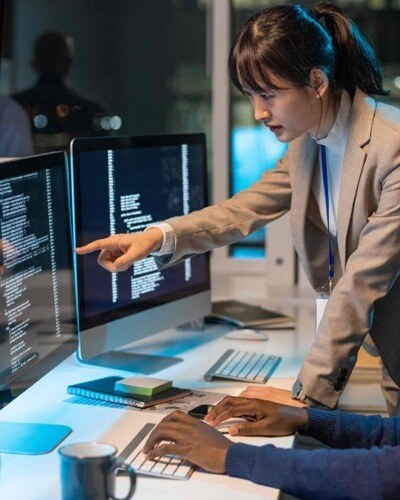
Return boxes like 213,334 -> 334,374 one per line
314,3 -> 388,96
229,3 -> 388,97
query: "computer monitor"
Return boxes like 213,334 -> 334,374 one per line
0,152 -> 76,453
71,134 -> 211,373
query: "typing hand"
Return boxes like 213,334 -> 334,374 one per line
239,386 -> 305,407
143,411 -> 232,473
75,228 -> 164,272
205,396 -> 308,437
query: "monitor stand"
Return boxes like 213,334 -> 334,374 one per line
79,350 -> 183,375
0,422 -> 72,454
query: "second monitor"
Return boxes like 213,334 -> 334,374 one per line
71,134 -> 210,373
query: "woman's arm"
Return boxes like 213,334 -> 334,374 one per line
156,148 -> 292,266
76,148 -> 292,271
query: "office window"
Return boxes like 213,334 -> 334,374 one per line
0,0 -> 211,156
230,93 -> 287,259
230,1 -> 287,260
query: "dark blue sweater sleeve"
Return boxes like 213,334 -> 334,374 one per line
226,442 -> 400,499
225,410 -> 400,499
303,408 -> 400,448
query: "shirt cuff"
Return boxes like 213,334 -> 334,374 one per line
301,407 -> 337,443
145,222 -> 176,256
292,379 -> 337,409
225,443 -> 258,480
226,443 -> 283,486
291,380 -> 326,408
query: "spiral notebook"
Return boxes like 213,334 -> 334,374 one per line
67,376 -> 191,408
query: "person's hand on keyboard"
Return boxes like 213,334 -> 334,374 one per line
142,410 -> 232,473
204,396 -> 308,437
239,386 -> 305,407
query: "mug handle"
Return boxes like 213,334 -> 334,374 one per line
108,463 -> 137,500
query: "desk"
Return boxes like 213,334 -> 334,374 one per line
0,276 -> 387,499
0,318 -> 300,500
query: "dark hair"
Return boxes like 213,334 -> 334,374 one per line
229,3 -> 388,97
33,32 -> 74,77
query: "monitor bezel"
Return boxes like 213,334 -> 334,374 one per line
0,152 -> 68,181
71,133 -> 210,333
0,151 -> 76,388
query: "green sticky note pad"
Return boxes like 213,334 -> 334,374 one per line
115,376 -> 172,396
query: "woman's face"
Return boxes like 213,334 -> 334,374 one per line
244,73 -> 324,143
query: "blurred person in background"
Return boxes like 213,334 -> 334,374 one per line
13,32 -> 108,154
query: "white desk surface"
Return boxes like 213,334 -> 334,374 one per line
0,319 -> 300,500
0,275 -> 386,499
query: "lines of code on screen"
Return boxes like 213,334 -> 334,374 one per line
0,167 -> 71,382
78,143 -> 208,320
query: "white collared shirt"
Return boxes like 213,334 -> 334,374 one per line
311,90 -> 352,236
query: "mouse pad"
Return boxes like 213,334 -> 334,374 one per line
0,422 -> 72,454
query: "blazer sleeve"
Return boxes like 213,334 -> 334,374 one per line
155,148 -> 292,267
297,152 -> 400,408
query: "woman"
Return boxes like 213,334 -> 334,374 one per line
77,4 -> 400,412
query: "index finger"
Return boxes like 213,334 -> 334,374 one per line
143,422 -> 183,454
206,396 -> 249,425
75,237 -> 113,254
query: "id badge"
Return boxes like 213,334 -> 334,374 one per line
316,293 -> 329,330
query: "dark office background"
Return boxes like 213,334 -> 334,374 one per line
1,1 -> 398,143
0,0 -> 211,145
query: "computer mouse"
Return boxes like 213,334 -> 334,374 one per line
216,417 -> 249,433
224,328 -> 268,341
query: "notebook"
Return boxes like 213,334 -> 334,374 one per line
206,300 -> 293,328
67,377 -> 191,408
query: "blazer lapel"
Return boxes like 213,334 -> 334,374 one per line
337,90 -> 376,267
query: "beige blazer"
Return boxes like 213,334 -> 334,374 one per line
160,89 -> 400,408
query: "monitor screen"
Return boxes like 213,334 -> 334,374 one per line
0,153 -> 76,390
71,134 -> 210,365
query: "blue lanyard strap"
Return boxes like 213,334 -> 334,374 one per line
320,145 -> 337,292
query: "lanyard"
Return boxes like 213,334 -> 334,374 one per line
320,145 -> 337,294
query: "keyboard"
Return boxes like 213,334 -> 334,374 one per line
204,349 -> 281,383
118,423 -> 195,480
